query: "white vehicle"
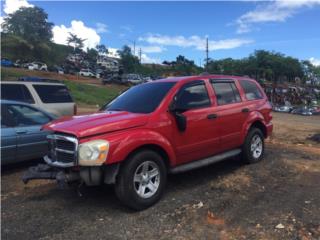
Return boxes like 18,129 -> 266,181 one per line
27,62 -> 48,71
1,80 -> 76,117
124,74 -> 143,84
79,69 -> 96,78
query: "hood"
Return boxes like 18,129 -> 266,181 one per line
43,111 -> 149,138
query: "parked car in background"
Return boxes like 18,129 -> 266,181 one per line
291,106 -> 313,116
123,73 -> 143,84
1,58 -> 13,67
1,79 -> 76,117
1,100 -> 55,165
25,62 -> 48,71
23,75 -> 272,210
79,69 -> 96,78
48,65 -> 64,74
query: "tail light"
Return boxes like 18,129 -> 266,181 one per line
74,104 -> 77,115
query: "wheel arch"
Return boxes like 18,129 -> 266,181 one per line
125,144 -> 171,170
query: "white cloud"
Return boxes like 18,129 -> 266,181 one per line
95,22 -> 108,34
236,0 -> 320,34
139,34 -> 253,51
107,48 -> 120,58
309,57 -> 320,66
52,20 -> 101,50
120,25 -> 133,33
135,45 -> 166,53
140,53 -> 162,64
3,0 -> 33,14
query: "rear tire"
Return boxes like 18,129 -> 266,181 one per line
115,150 -> 167,210
242,128 -> 264,164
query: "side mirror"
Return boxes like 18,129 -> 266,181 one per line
169,100 -> 187,132
174,112 -> 187,132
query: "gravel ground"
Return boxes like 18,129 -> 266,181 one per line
1,113 -> 320,240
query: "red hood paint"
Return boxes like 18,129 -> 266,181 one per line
43,111 -> 149,138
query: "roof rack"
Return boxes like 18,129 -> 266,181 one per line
18,77 -> 62,83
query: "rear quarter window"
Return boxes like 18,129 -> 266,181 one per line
33,85 -> 73,103
239,80 -> 263,100
1,84 -> 34,104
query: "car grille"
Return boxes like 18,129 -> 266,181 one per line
47,134 -> 78,166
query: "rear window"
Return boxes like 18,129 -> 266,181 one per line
240,80 -> 263,100
1,84 -> 34,104
33,85 -> 73,103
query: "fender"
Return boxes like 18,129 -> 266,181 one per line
240,110 -> 267,143
103,129 -> 177,167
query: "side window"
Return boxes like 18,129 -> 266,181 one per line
1,105 -> 15,128
7,104 -> 51,126
1,84 -> 34,104
239,80 -> 263,100
211,82 -> 241,105
32,85 -> 73,103
175,81 -> 210,110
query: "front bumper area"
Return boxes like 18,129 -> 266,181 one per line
22,164 -> 80,187
22,163 -> 120,187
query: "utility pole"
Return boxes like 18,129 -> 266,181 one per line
133,40 -> 136,56
139,48 -> 142,63
205,37 -> 209,72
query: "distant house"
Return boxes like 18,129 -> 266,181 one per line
97,56 -> 119,72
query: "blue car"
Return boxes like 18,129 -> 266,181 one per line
1,100 -> 55,165
1,58 -> 13,67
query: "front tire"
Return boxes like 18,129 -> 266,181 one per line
242,128 -> 264,164
115,150 -> 167,210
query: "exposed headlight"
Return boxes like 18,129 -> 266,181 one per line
78,140 -> 109,166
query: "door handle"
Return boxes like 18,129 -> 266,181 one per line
242,108 -> 250,113
16,130 -> 27,134
207,114 -> 218,120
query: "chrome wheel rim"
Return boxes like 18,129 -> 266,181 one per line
250,134 -> 263,159
133,161 -> 160,199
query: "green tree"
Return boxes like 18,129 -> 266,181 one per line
67,33 -> 85,52
117,45 -> 140,73
96,44 -> 108,55
2,7 -> 53,43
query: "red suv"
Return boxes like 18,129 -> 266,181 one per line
23,75 -> 273,210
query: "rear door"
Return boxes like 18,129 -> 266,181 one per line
0,104 -> 17,165
172,80 -> 220,164
7,104 -> 52,162
32,84 -> 75,116
210,79 -> 248,151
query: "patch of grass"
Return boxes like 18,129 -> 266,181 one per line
63,80 -> 121,107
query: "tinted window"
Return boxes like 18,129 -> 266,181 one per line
1,105 -> 15,128
1,84 -> 34,104
211,82 -> 241,105
33,85 -> 73,103
175,81 -> 210,110
105,82 -> 175,113
7,104 -> 51,126
239,80 -> 263,100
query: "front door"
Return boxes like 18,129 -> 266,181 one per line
171,80 -> 220,165
7,104 -> 51,161
1,104 -> 17,165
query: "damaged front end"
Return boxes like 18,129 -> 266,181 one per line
22,133 -> 119,188
22,163 -> 81,188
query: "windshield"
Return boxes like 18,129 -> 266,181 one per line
105,82 -> 176,113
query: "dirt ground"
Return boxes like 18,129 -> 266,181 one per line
1,112 -> 320,240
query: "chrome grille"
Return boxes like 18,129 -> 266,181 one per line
46,134 -> 78,167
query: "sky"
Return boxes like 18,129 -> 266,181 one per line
1,0 -> 320,66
